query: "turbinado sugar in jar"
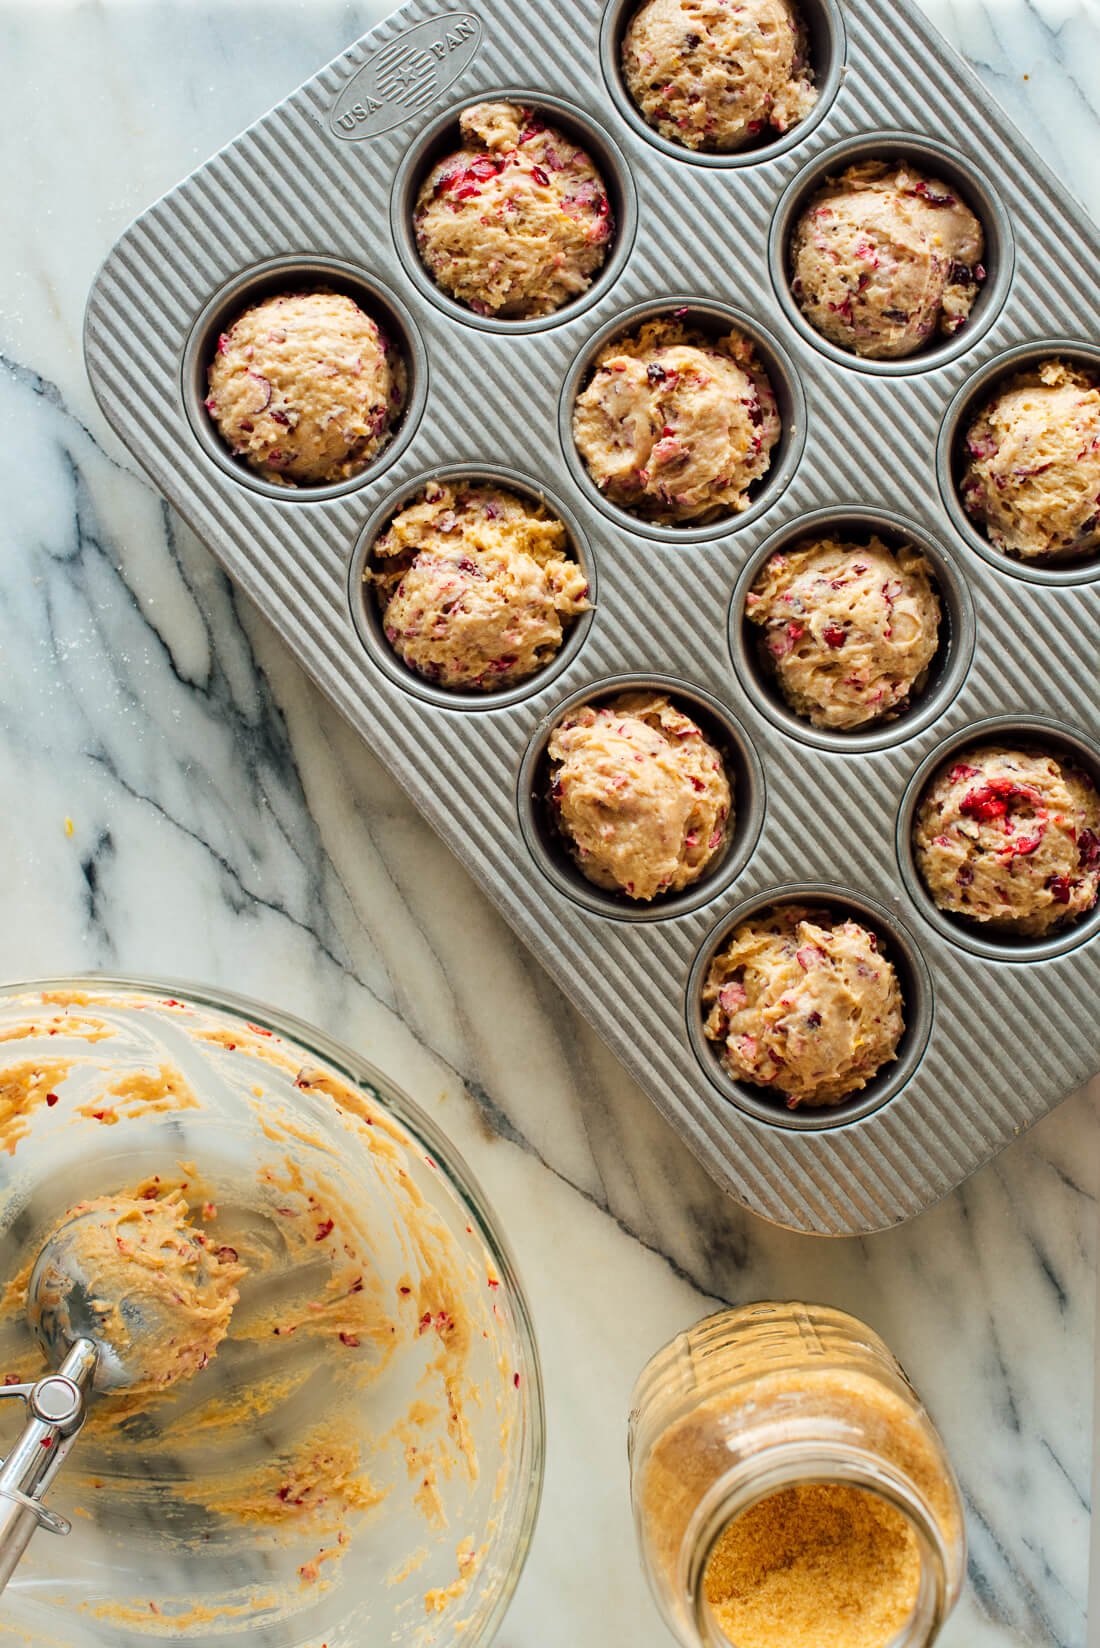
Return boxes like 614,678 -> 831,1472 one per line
628,1303 -> 965,1648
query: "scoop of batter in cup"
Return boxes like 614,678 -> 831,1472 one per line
790,161 -> 985,360
622,0 -> 817,152
960,359 -> 1100,562
369,480 -> 589,691
913,745 -> 1100,937
703,904 -> 904,1107
747,535 -> 941,730
548,691 -> 731,900
30,1191 -> 244,1395
205,290 -> 406,485
572,316 -> 780,524
413,101 -> 614,318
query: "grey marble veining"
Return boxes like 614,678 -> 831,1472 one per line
0,2 -> 1097,1643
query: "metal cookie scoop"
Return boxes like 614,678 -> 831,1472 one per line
0,1195 -> 237,1590
0,1337 -> 98,1591
0,1200 -> 129,1594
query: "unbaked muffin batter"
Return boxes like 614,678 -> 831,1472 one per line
960,359 -> 1100,561
913,745 -> 1100,936
572,317 -> 779,524
413,102 -> 614,318
703,904 -> 904,1106
369,481 -> 589,690
547,692 -> 731,900
746,536 -> 941,729
205,290 -> 405,484
790,161 -> 985,359
622,0 -> 817,152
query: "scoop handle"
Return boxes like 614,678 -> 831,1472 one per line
0,1340 -> 97,1592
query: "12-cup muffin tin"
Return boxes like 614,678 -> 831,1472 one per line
84,0 -> 1100,1234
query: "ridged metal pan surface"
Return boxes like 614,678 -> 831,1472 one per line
84,0 -> 1100,1234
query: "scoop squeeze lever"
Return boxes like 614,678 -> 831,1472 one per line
0,1338 -> 97,1592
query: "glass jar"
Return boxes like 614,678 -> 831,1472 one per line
629,1302 -> 965,1648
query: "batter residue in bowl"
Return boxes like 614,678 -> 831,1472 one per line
0,990 -> 526,1640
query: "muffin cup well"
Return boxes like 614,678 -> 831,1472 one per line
517,674 -> 765,921
686,885 -> 934,1130
181,254 -> 426,501
936,340 -> 1100,587
599,0 -> 846,168
348,465 -> 597,711
390,88 -> 638,333
730,506 -> 977,753
897,715 -> 1100,961
768,132 -> 1013,376
559,297 -> 806,544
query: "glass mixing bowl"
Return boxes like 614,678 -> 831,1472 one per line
0,978 -> 543,1646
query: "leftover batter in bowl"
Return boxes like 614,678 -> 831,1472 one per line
205,290 -> 406,485
959,358 -> 1100,561
572,316 -> 780,524
621,0 -> 818,153
913,745 -> 1100,936
413,101 -> 614,318
746,535 -> 941,729
547,691 -> 731,901
0,985 -> 540,1646
703,904 -> 904,1106
368,480 -> 589,691
790,161 -> 985,359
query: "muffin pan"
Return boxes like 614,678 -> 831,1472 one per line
84,0 -> 1100,1234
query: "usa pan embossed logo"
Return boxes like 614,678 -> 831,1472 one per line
330,13 -> 481,140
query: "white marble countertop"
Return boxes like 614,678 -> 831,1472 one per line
1,2 -> 1097,1643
